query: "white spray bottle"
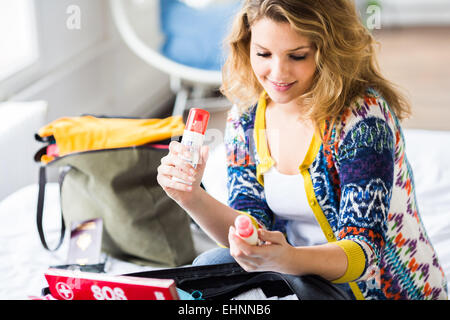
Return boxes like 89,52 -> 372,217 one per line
172,108 -> 210,185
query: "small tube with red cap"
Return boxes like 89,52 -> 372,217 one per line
234,215 -> 260,246
172,108 -> 210,185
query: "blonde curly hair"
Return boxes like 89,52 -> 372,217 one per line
220,0 -> 411,133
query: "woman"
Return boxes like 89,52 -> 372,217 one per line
157,0 -> 448,300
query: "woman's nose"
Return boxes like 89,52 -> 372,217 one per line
270,57 -> 289,79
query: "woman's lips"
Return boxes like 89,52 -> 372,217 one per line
267,78 -> 297,92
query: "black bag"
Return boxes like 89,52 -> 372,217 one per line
124,262 -> 351,300
40,262 -> 350,300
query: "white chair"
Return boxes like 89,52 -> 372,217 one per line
110,0 -> 240,116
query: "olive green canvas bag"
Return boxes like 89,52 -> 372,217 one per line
34,116 -> 196,267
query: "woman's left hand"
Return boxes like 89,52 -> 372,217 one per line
228,226 -> 296,274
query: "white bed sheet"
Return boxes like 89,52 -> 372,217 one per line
0,129 -> 449,300
0,184 -> 152,299
0,183 -> 216,300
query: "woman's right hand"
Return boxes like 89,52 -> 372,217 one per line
157,140 -> 209,208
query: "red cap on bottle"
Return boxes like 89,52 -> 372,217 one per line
185,108 -> 210,135
235,215 -> 254,238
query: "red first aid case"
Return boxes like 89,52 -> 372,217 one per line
43,268 -> 179,300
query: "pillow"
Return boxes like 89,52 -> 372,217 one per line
0,100 -> 48,200
202,142 -> 228,205
159,0 -> 240,71
403,129 -> 450,286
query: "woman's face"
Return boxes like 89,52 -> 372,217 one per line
250,18 -> 317,106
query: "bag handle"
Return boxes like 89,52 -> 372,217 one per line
36,166 -> 66,251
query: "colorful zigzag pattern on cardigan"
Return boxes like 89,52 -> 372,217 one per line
224,88 -> 448,300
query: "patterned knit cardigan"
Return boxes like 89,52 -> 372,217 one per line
224,88 -> 448,300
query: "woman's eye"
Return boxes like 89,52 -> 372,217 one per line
256,52 -> 307,61
290,55 -> 307,61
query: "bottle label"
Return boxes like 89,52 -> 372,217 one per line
180,130 -> 204,168
172,130 -> 205,186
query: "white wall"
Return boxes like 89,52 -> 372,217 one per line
356,0 -> 450,27
2,0 -> 174,192
10,0 -> 173,122
381,0 -> 450,26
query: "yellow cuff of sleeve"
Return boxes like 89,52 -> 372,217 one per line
332,240 -> 366,283
215,211 -> 261,249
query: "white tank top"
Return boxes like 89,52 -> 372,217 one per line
263,166 -> 327,247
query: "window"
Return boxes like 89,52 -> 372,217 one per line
0,0 -> 39,82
